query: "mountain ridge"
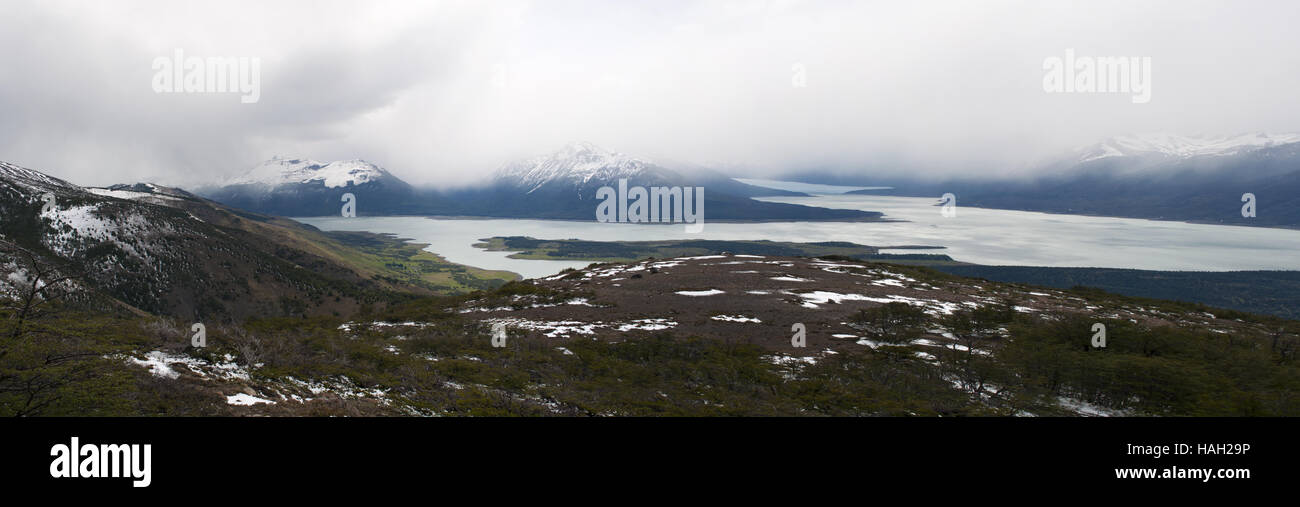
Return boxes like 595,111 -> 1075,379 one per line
196,143 -> 881,221
825,132 -> 1300,228
1077,132 -> 1300,163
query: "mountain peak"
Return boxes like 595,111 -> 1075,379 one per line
496,142 -> 656,192
228,158 -> 391,188
557,141 -> 608,157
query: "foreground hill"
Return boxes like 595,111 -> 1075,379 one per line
0,161 -> 513,323
45,254 -> 1295,417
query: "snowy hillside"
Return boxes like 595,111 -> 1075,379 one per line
0,160 -> 80,193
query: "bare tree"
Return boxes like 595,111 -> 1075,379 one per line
0,240 -> 103,416
1,240 -> 81,344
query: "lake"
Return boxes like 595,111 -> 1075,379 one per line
295,193 -> 1300,279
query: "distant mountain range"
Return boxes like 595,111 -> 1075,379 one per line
832,132 -> 1300,228
195,142 -> 882,221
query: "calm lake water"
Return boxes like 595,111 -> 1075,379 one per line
295,193 -> 1300,279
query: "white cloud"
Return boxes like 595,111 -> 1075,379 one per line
1,0 -> 1298,187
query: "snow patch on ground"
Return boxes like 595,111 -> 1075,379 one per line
338,321 -> 434,331
711,315 -> 762,323
676,289 -> 724,296
769,355 -> 818,366
616,318 -> 676,331
122,350 -> 251,381
458,297 -> 599,313
1057,396 -> 1126,417
227,393 -> 276,406
487,317 -> 678,337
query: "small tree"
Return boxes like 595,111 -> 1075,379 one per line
941,305 -> 1012,393
1271,327 -> 1298,364
851,302 -> 930,366
853,302 -> 928,345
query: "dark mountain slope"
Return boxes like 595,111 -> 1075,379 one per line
0,161 -> 511,322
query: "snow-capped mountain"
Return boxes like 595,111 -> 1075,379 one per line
227,157 -> 396,189
491,141 -> 805,197
198,157 -> 423,216
1078,132 -> 1300,163
494,142 -> 663,193
465,142 -> 877,221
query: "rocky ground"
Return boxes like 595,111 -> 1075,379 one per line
457,254 -> 1260,358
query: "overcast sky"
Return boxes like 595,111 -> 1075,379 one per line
2,0 -> 1299,187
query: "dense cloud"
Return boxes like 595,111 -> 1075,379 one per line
1,0 -> 1298,187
